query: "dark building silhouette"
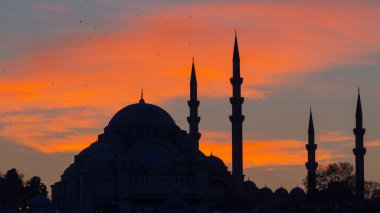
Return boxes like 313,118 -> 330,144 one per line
230,33 -> 245,189
306,108 -> 318,196
50,33 -> 376,213
353,90 -> 366,200
187,59 -> 201,150
51,35 -> 249,213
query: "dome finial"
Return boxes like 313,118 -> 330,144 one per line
139,89 -> 145,104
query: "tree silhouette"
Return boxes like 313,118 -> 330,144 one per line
364,181 -> 380,199
0,168 -> 48,211
303,162 -> 354,191
0,171 -> 5,209
3,168 -> 25,210
25,176 -> 48,201
303,162 -> 380,200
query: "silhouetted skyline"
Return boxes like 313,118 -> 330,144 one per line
1,1 -> 380,194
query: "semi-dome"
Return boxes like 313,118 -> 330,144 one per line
63,164 -> 75,177
274,187 -> 289,197
78,141 -> 104,156
207,154 -> 227,173
290,186 -> 306,197
108,100 -> 176,128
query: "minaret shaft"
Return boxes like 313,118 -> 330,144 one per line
306,109 -> 318,196
187,60 -> 201,150
353,92 -> 366,200
230,35 -> 244,188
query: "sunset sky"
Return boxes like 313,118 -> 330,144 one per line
1,0 -> 380,193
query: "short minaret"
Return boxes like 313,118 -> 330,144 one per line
187,59 -> 201,150
305,108 -> 318,196
353,89 -> 366,200
229,33 -> 245,188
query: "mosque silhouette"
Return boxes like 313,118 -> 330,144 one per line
49,34 -> 367,213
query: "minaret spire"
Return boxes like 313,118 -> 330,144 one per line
190,58 -> 197,85
308,107 -> 314,134
306,108 -> 318,197
353,89 -> 366,200
187,59 -> 201,150
233,33 -> 240,70
230,32 -> 245,189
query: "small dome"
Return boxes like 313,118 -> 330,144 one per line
108,102 -> 176,128
244,180 -> 257,190
274,187 -> 289,197
163,195 -> 188,210
29,195 -> 52,210
290,186 -> 306,197
260,186 -> 273,198
207,154 -> 227,173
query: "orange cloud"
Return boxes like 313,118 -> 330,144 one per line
199,131 -> 344,168
319,131 -> 353,143
367,140 -> 380,147
0,107 -> 102,153
1,1 -> 380,156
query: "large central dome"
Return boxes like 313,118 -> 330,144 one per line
108,99 -> 176,128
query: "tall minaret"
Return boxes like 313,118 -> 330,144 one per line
305,108 -> 318,196
187,59 -> 201,150
353,89 -> 366,200
229,33 -> 245,188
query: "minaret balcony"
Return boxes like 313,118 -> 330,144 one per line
306,144 -> 317,151
193,132 -> 201,140
353,147 -> 366,156
353,128 -> 366,135
187,116 -> 201,123
230,77 -> 243,85
229,115 -> 245,122
187,100 -> 200,107
229,97 -> 244,105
